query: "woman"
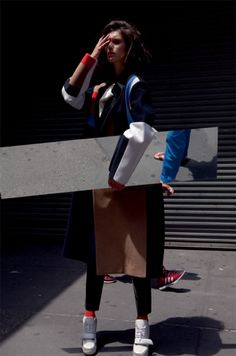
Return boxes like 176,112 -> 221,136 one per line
62,20 -> 173,356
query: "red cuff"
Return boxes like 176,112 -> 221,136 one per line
108,177 -> 125,191
81,53 -> 96,68
92,91 -> 98,101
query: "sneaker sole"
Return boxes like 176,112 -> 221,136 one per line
82,341 -> 97,355
133,345 -> 149,356
104,280 -> 117,284
159,271 -> 185,290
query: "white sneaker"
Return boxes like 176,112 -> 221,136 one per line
82,316 -> 97,355
133,319 -> 153,356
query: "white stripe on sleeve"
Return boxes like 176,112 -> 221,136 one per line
113,122 -> 157,185
61,63 -> 97,110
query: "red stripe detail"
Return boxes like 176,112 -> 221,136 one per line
92,91 -> 98,101
81,53 -> 96,68
108,177 -> 125,191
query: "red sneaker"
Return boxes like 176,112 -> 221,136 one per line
156,267 -> 185,290
104,274 -> 117,284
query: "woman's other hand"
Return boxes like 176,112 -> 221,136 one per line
161,182 -> 174,196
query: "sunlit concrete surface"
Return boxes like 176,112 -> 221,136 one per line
0,127 -> 217,199
1,246 -> 235,355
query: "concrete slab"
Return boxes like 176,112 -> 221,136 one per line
0,127 -> 217,199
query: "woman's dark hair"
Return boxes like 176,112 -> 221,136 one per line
97,20 -> 151,78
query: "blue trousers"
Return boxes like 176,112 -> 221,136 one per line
160,129 -> 191,183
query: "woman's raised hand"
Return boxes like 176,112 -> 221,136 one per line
91,34 -> 110,59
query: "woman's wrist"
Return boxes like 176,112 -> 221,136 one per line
81,53 -> 97,68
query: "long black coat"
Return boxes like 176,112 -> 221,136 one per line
62,66 -> 165,277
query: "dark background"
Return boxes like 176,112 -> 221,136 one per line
1,0 -> 235,146
1,1 -> 235,249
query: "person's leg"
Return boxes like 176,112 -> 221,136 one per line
155,130 -> 191,166
85,262 -> 104,311
160,130 -> 188,183
132,277 -> 151,316
82,262 -> 104,355
154,129 -> 191,183
132,277 -> 153,356
182,129 -> 191,160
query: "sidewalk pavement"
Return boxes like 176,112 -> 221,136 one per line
1,239 -> 236,355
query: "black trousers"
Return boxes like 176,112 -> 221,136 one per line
85,261 -> 152,315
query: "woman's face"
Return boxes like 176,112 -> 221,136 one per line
106,30 -> 127,64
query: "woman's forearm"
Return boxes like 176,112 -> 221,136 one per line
69,53 -> 97,87
62,53 -> 97,110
